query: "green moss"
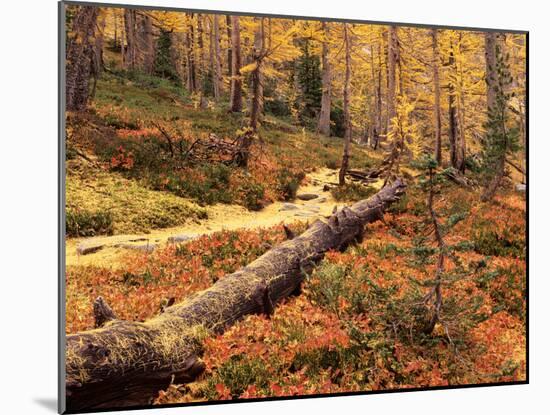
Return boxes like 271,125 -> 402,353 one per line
66,170 -> 207,235
66,208 -> 114,237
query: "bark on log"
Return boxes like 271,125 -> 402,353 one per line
65,180 -> 406,411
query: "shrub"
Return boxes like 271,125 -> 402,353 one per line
205,355 -> 271,399
330,183 -> 377,202
238,182 -> 266,211
387,193 -> 409,214
66,208 -> 114,237
276,169 -> 305,201
324,157 -> 339,170
472,219 -> 525,259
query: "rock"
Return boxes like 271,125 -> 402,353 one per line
294,211 -> 315,217
280,203 -> 299,211
515,183 -> 526,192
322,185 -> 331,192
168,234 -> 197,243
297,193 -> 319,201
316,197 -> 327,203
117,243 -> 157,253
77,242 -> 105,255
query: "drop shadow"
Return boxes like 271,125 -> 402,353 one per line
34,398 -> 57,413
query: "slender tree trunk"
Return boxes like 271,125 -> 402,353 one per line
448,41 -> 465,173
113,12 -> 118,49
66,5 -> 98,111
387,26 -> 398,131
481,156 -> 505,202
229,16 -> 243,112
185,14 -> 196,93
317,22 -> 332,136
339,23 -> 352,186
370,41 -> 382,149
375,40 -> 383,148
65,181 -> 407,411
226,15 -> 233,78
456,34 -> 467,173
90,13 -> 105,100
196,14 -> 208,108
212,15 -> 223,100
123,9 -> 137,70
120,11 -> 125,67
432,29 -> 442,165
249,18 -> 265,132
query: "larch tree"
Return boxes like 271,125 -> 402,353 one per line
211,15 -> 223,100
317,21 -> 332,136
185,14 -> 197,93
66,5 -> 99,111
226,15 -> 232,78
447,36 -> 466,173
249,18 -> 266,132
339,23 -> 353,186
196,14 -> 208,108
387,25 -> 399,131
229,15 -> 243,112
432,28 -> 442,165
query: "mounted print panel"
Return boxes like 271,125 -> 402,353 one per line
59,1 -> 527,413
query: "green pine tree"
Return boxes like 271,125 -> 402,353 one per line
480,45 -> 520,201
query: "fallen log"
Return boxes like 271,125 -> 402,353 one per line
64,179 -> 407,411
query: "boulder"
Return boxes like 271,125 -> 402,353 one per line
117,243 -> 157,253
279,203 -> 299,211
77,242 -> 105,255
168,234 -> 197,243
297,193 -> 319,201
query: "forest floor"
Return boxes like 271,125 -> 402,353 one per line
66,167 -> 361,268
65,69 -> 526,403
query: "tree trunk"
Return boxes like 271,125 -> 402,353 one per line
90,12 -> 105,100
448,42 -> 465,173
317,22 -> 332,136
136,13 -> 155,74
212,15 -> 223,100
196,14 -> 208,108
369,41 -> 382,149
249,18 -> 265,132
185,14 -> 196,93
387,26 -> 398,130
65,180 -> 407,411
432,29 -> 442,165
123,9 -> 137,70
481,155 -> 505,202
226,15 -> 232,78
66,5 -> 98,111
339,23 -> 352,186
229,16 -> 243,112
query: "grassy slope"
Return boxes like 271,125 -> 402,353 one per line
66,70 -> 376,236
66,169 -> 207,235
